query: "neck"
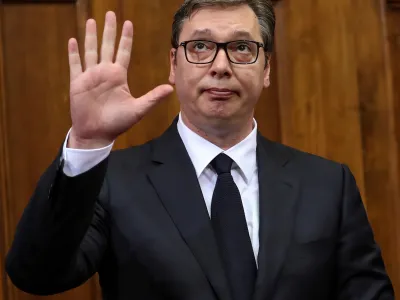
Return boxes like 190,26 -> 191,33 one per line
181,112 -> 254,150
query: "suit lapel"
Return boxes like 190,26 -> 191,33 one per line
146,120 -> 231,300
253,136 -> 299,300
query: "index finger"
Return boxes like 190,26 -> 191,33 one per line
115,20 -> 134,69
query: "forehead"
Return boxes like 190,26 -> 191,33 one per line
179,4 -> 262,42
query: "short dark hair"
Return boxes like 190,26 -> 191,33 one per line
171,0 -> 275,52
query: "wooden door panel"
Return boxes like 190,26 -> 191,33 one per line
1,2 -> 98,300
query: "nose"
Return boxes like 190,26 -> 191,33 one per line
209,48 -> 232,79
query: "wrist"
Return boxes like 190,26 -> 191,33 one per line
67,129 -> 114,149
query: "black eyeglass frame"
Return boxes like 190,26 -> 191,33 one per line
177,39 -> 265,65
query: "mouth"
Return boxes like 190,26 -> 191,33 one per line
202,88 -> 238,99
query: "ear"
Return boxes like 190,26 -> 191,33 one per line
169,48 -> 177,85
263,54 -> 271,88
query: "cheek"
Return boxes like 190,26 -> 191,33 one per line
236,69 -> 265,98
174,67 -> 209,111
176,65 -> 205,92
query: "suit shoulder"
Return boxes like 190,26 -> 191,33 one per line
260,137 -> 346,181
107,141 -> 153,171
288,144 -> 342,169
264,137 -> 341,165
264,140 -> 352,203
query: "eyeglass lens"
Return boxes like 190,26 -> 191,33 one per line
185,40 -> 259,64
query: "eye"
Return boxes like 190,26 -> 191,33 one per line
236,43 -> 251,52
193,42 -> 209,51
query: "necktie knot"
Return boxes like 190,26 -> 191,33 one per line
211,153 -> 233,175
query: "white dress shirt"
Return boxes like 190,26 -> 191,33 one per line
62,114 -> 260,262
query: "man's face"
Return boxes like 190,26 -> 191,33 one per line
169,4 -> 270,131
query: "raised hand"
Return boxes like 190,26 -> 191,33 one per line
67,11 -> 174,149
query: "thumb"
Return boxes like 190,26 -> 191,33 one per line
133,84 -> 174,115
141,84 -> 174,104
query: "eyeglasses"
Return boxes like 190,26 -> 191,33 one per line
177,40 -> 265,65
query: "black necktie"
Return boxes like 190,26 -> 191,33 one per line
210,153 -> 257,300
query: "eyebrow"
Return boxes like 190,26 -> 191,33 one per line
232,30 -> 255,40
190,28 -> 213,38
189,28 -> 255,40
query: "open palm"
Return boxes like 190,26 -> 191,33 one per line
68,11 -> 173,148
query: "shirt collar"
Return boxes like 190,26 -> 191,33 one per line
177,113 -> 258,183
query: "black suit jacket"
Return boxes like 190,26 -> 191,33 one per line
6,119 -> 394,300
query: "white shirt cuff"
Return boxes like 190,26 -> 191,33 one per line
62,128 -> 114,177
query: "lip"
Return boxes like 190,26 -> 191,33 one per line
203,88 -> 237,98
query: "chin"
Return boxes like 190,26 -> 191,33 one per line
200,99 -> 235,117
200,105 -> 233,119
207,111 -> 234,120
201,110 -> 242,128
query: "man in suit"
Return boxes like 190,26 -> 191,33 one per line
5,0 -> 394,299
